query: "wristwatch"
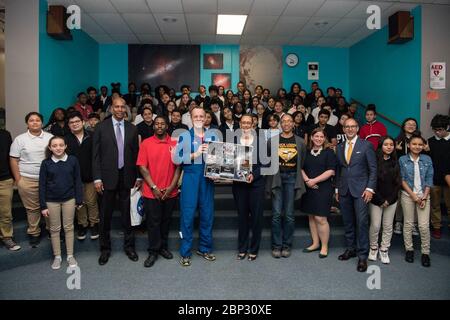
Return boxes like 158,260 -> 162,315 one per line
151,185 -> 157,190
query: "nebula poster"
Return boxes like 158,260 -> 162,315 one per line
239,46 -> 282,94
129,45 -> 200,90
211,73 -> 231,89
203,53 -> 224,69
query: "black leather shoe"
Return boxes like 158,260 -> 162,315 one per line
338,249 -> 357,261
98,251 -> 110,265
159,248 -> 173,260
405,250 -> 414,263
357,259 -> 368,272
126,250 -> 139,262
421,254 -> 430,267
144,254 -> 158,268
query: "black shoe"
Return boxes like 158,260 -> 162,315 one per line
405,250 -> 414,263
125,250 -> 139,262
144,254 -> 158,268
77,227 -> 87,241
90,224 -> 99,240
98,251 -> 110,265
357,259 -> 368,272
421,254 -> 430,267
29,236 -> 40,248
338,249 -> 356,261
159,248 -> 173,260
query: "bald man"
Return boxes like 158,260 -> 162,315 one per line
93,97 -> 142,265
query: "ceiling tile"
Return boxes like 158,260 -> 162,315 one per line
240,35 -> 267,44
190,34 -> 217,44
382,3 -> 419,18
122,13 -> 160,34
345,1 -> 394,18
163,34 -> 191,44
322,18 -> 365,37
47,0 -> 77,7
433,0 -> 450,4
264,35 -> 293,45
335,37 -> 360,47
136,33 -> 165,43
215,35 -> 242,44
89,33 -> 116,43
75,0 -> 117,13
146,0 -> 183,13
243,15 -> 278,35
284,0 -> 326,17
90,13 -> 133,34
182,0 -> 218,14
296,17 -> 340,37
110,0 -> 150,13
249,0 -> 290,16
185,14 -> 216,34
218,0 -> 253,14
154,13 -> 188,34
110,34 -> 140,43
80,13 -> 106,34
270,16 -> 309,35
314,0 -> 360,18
314,37 -> 345,46
289,36 -> 318,45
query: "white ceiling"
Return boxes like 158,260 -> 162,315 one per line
46,0 -> 450,47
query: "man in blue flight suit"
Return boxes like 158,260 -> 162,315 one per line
173,106 -> 221,267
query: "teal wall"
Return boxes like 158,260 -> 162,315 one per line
99,44 -> 128,91
200,45 -> 240,91
282,46 -> 350,98
39,0 -> 99,121
349,6 -> 422,136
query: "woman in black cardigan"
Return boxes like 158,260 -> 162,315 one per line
369,136 -> 402,264
232,115 -> 266,261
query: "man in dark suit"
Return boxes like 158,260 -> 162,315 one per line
93,97 -> 141,265
335,118 -> 377,272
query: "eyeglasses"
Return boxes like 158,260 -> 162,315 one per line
432,128 -> 446,132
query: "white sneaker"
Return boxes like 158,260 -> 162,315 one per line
394,222 -> 402,235
67,256 -> 78,268
412,224 -> 419,236
51,256 -> 62,270
368,247 -> 378,261
379,250 -> 390,264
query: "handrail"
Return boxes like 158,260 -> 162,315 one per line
350,98 -> 402,128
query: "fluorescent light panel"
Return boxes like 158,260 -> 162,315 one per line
217,14 -> 247,35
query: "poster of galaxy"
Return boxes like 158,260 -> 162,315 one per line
128,45 -> 200,90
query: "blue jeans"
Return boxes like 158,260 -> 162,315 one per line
271,171 -> 296,249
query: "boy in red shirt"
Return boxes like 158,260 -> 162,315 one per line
137,116 -> 181,268
359,104 -> 387,150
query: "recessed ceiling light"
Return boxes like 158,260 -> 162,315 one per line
217,14 -> 247,35
162,16 -> 177,23
314,21 -> 329,28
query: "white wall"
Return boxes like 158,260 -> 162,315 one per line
5,0 -> 39,138
420,4 -> 450,138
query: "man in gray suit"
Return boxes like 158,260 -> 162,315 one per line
336,118 -> 377,272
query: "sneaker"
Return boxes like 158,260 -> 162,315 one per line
431,228 -> 441,239
67,256 -> 78,268
29,236 -> 40,248
3,239 -> 21,251
272,248 -> 281,259
421,254 -> 431,267
281,247 -> 291,258
90,224 -> 99,240
379,249 -> 390,264
412,224 -> 419,236
77,227 -> 87,241
180,256 -> 191,267
368,247 -> 378,261
394,222 -> 402,235
196,250 -> 216,261
51,256 -> 62,270
405,250 -> 414,263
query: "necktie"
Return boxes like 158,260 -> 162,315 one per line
346,141 -> 353,164
116,122 -> 124,169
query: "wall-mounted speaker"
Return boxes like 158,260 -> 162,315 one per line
47,5 -> 72,40
388,11 -> 414,44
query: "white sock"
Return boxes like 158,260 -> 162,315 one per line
55,255 -> 62,260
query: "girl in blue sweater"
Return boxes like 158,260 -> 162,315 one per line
39,136 -> 83,270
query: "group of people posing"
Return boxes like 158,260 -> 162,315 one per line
0,80 -> 449,273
